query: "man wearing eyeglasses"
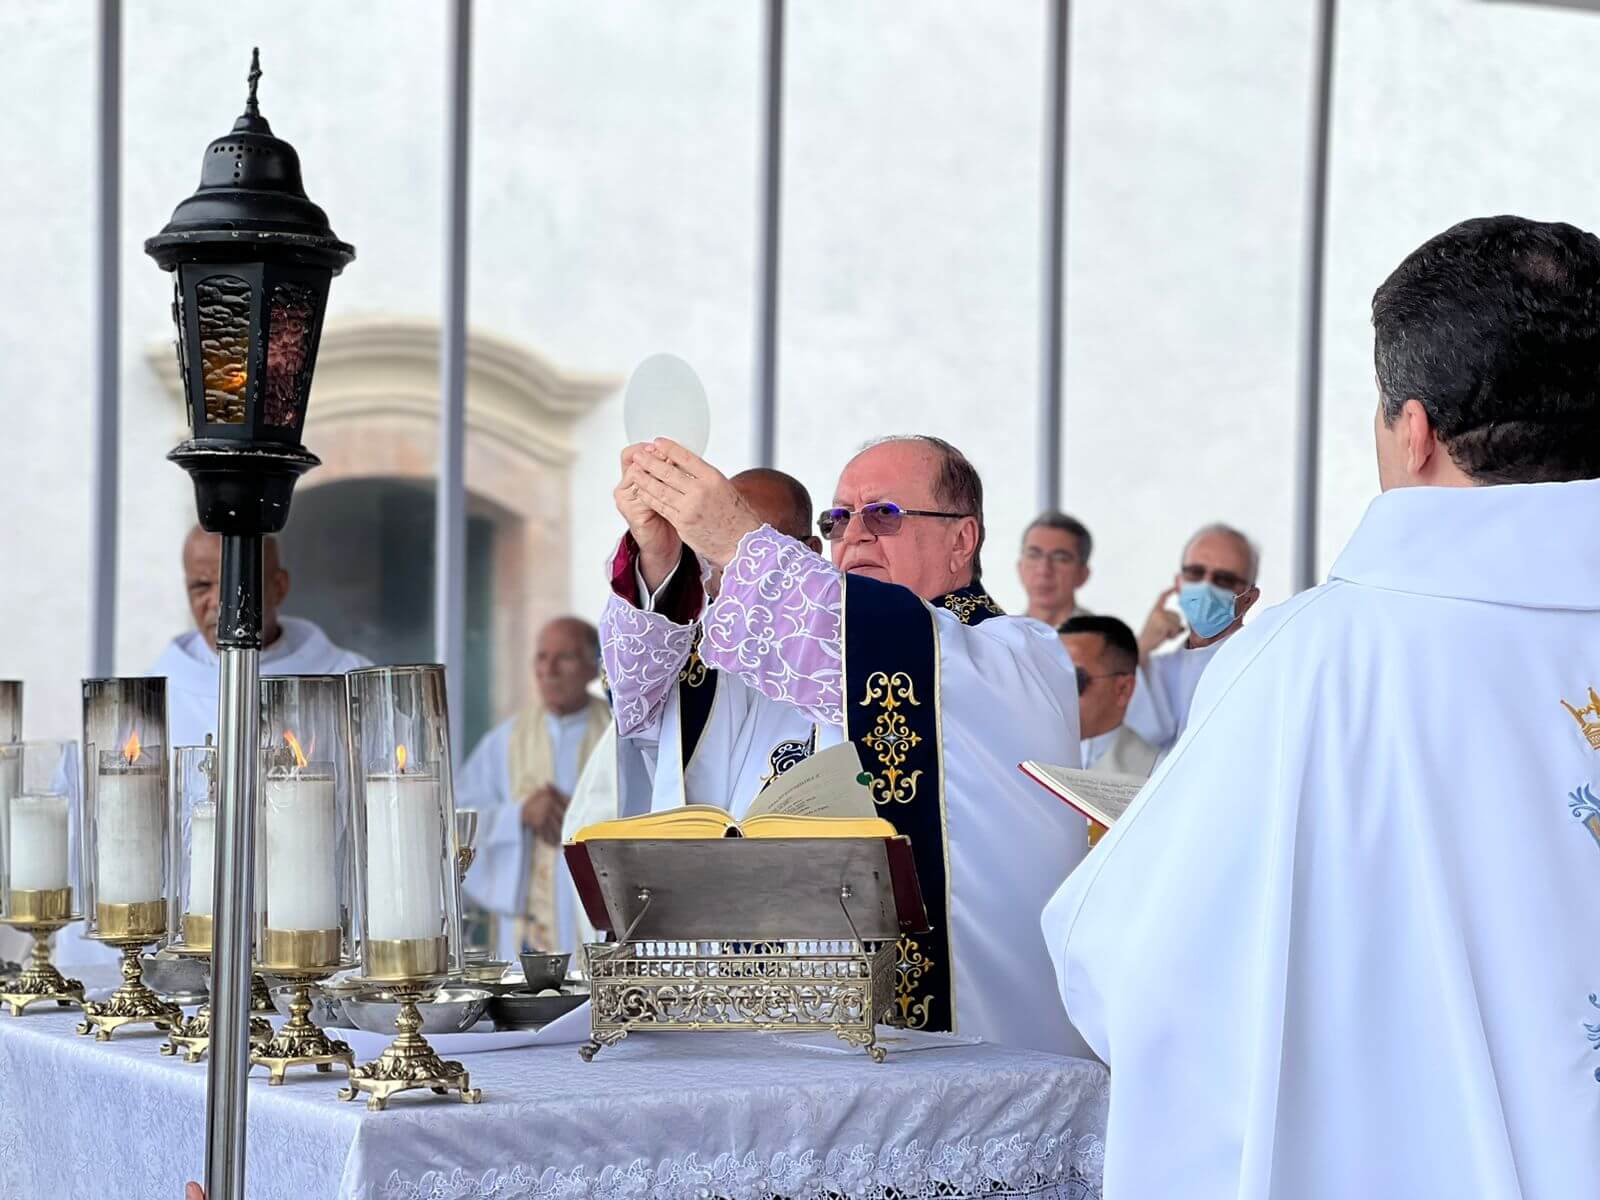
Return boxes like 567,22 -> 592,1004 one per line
1060,615 -> 1156,783
1044,215 -> 1600,1198
1018,512 -> 1094,628
604,434 -> 1089,1057
1123,523 -> 1261,752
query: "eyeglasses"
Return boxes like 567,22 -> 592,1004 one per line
1075,667 -> 1133,696
817,501 -> 970,541
1179,563 -> 1250,594
1021,546 -> 1081,568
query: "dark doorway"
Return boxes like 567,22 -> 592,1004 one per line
280,478 -> 499,751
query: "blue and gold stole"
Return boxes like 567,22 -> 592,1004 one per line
677,628 -> 719,775
842,577 -> 1003,1032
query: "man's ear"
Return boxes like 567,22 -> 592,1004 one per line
1400,398 -> 1439,476
1114,672 -> 1137,708
803,536 -> 823,554
269,568 -> 291,608
953,517 -> 981,570
1236,585 -> 1261,620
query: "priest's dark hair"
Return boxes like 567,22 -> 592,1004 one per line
1059,615 -> 1139,675
1372,214 -> 1600,483
1023,511 -> 1093,564
863,435 -> 987,582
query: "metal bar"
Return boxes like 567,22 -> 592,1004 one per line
752,0 -> 785,468
1037,0 -> 1069,512
1292,0 -> 1338,592
437,0 -> 472,751
203,530 -> 263,1200
89,0 -> 121,675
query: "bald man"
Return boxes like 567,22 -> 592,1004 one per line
456,616 -> 610,958
150,527 -> 370,752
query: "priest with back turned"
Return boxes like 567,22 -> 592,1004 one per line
603,433 -> 1089,1056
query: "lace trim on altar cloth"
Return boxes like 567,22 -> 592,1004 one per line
351,1132 -> 1106,1200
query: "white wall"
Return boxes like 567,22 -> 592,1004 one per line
6,0 -> 1600,741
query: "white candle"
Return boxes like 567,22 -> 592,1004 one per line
188,801 -> 216,916
10,793 -> 70,891
96,766 -> 164,904
264,769 -> 339,930
364,771 -> 445,942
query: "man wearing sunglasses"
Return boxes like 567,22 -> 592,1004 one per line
1123,523 -> 1261,752
603,434 -> 1089,1057
1044,215 -> 1600,1198
1060,615 -> 1156,784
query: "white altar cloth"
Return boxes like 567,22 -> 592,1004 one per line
0,1008 -> 1107,1200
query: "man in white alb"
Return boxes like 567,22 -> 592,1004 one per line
1123,522 -> 1260,751
1043,214 -> 1600,1197
1061,615 -> 1157,782
609,434 -> 1088,1056
456,616 -> 610,957
1017,511 -> 1095,628
151,526 -> 369,750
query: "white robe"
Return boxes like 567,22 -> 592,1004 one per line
602,528 -> 1092,1057
1122,638 -> 1225,751
1042,478 -> 1600,1198
456,703 -> 607,958
1080,722 -> 1161,782
149,615 -> 371,752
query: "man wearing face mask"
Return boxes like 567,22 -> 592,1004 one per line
1123,523 -> 1261,752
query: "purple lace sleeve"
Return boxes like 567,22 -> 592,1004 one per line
599,582 -> 697,738
699,526 -> 844,727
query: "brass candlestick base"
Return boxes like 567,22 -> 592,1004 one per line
251,979 -> 353,1085
338,982 -> 482,1112
0,922 -> 85,1016
161,1001 -> 273,1063
77,943 -> 181,1040
251,971 -> 276,1015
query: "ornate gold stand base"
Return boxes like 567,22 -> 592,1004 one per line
77,944 -> 181,1041
251,972 -> 276,1015
0,927 -> 85,1016
250,982 -> 353,1085
337,984 -> 482,1112
159,1002 -> 273,1064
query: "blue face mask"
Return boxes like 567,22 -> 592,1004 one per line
1178,581 -> 1238,640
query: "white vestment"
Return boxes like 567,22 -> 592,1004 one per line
150,616 -> 371,751
1122,638 -> 1225,751
457,700 -> 609,958
602,527 -> 1092,1057
1080,722 -> 1161,782
1042,479 -> 1600,1198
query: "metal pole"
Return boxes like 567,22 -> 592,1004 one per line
437,0 -> 472,751
1293,0 -> 1337,592
89,0 -> 120,675
1036,0 -> 1070,513
752,0 -> 784,468
204,535 -> 262,1200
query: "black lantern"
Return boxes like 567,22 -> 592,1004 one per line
144,51 -> 354,1200
146,48 -> 354,544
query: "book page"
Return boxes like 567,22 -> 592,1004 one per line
745,741 -> 877,820
572,804 -> 735,842
1019,761 -> 1146,827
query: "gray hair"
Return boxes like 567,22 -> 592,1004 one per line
1023,511 -> 1092,564
1183,522 -> 1260,585
857,435 -> 986,581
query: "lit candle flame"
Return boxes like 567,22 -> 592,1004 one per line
282,729 -> 308,770
122,729 -> 142,765
395,744 -> 408,772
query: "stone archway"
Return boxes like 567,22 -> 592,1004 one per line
146,317 -> 619,737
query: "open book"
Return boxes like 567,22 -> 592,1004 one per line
573,742 -> 893,841
1019,760 -> 1146,828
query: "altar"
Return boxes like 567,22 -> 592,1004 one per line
0,1006 -> 1108,1200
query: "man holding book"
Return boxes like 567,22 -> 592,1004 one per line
606,434 -> 1089,1056
1043,216 -> 1600,1196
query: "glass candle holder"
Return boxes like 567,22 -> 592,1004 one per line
166,745 -> 218,955
346,665 -> 462,983
256,675 -> 355,973
81,678 -> 169,943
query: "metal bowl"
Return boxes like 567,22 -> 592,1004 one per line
270,985 -> 345,1028
341,985 -> 492,1035
519,951 -> 571,993
141,951 -> 210,1003
488,987 -> 588,1031
461,958 -> 515,988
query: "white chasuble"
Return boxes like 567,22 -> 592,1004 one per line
1043,479 -> 1600,1198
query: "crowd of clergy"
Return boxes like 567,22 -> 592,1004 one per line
93,214 -> 1600,1198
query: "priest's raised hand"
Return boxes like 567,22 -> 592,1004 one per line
614,444 -> 685,592
625,439 -> 762,568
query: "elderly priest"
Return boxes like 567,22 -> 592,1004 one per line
607,434 -> 1089,1056
1043,215 -> 1600,1197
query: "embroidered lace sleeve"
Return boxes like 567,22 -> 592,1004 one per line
600,538 -> 702,736
699,525 -> 845,727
